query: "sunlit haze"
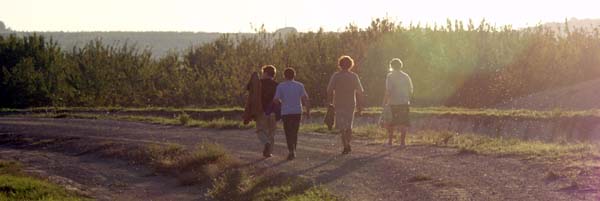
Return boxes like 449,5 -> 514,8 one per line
2,0 -> 600,32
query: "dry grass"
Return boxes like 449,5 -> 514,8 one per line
302,123 -> 600,163
409,130 -> 600,159
27,113 -> 254,130
147,143 -> 238,185
3,106 -> 599,119
209,170 -> 341,201
407,174 -> 433,183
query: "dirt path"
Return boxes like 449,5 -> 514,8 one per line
0,148 -> 207,201
0,117 -> 597,201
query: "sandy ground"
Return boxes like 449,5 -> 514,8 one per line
0,117 -> 598,201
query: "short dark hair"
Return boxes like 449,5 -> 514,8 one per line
261,65 -> 276,77
389,58 -> 403,71
284,67 -> 296,80
338,55 -> 354,70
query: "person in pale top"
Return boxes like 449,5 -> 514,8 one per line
383,58 -> 413,146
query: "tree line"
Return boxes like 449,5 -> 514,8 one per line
2,18 -> 600,108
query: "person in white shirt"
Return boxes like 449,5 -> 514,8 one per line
383,58 -> 413,146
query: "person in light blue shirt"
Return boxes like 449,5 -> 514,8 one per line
273,68 -> 310,160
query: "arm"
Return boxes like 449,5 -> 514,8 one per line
326,74 -> 335,106
383,75 -> 390,106
355,74 -> 365,113
273,86 -> 282,105
383,91 -> 390,106
301,87 -> 311,119
408,76 -> 414,102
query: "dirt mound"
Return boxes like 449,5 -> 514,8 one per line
498,78 -> 600,110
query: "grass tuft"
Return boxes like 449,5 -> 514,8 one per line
0,160 -> 87,201
188,117 -> 254,129
410,131 -> 600,159
209,170 -> 341,201
29,113 -> 254,130
177,112 -> 191,125
147,142 -> 238,185
407,174 -> 432,183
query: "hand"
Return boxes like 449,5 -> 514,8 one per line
356,107 -> 363,116
304,110 -> 311,120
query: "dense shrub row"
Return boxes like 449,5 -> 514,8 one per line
2,19 -> 599,108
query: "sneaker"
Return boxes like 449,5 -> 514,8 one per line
263,143 -> 272,158
341,149 -> 349,154
341,146 -> 351,155
287,152 -> 296,160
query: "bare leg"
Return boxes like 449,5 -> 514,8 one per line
347,129 -> 353,146
340,131 -> 346,149
399,126 -> 407,146
341,129 -> 352,154
387,126 -> 394,145
346,129 -> 352,152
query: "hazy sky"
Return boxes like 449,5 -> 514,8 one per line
1,0 -> 599,32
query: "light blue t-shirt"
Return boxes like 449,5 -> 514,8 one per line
274,80 -> 308,115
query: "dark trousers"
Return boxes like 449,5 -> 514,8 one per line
282,114 -> 301,153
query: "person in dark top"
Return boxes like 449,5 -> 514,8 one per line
252,65 -> 279,157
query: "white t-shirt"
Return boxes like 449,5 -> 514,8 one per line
386,71 -> 413,105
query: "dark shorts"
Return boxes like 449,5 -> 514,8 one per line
391,105 -> 410,126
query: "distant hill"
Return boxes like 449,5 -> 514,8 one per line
542,18 -> 600,32
497,78 -> 600,110
0,31 -> 224,57
0,28 -> 302,57
274,27 -> 298,36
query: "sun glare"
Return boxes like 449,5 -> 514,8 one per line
2,0 -> 600,32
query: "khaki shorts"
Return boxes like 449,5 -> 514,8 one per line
390,105 -> 410,127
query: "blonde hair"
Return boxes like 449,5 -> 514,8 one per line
337,55 -> 355,70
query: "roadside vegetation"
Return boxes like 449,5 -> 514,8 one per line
0,160 -> 87,201
302,123 -> 599,160
2,106 -> 599,119
3,19 -> 600,109
24,112 -> 254,129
